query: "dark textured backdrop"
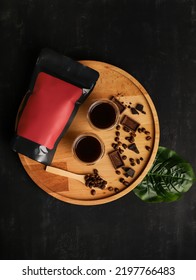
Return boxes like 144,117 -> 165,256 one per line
0,0 -> 196,260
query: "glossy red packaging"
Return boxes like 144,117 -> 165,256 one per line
12,49 -> 99,165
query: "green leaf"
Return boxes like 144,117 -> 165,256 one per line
133,146 -> 196,203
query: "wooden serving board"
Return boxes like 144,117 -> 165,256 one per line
19,61 -> 160,205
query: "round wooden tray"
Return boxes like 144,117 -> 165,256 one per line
19,61 -> 160,205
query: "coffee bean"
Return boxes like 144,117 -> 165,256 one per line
123,181 -> 130,187
141,127 -> 146,132
116,131 -> 120,137
146,136 -> 152,141
122,155 -> 127,160
108,186 -> 114,191
145,131 -> 150,135
116,170 -> 121,175
138,128 -> 142,133
123,126 -> 130,132
116,125 -> 121,130
119,178 -> 125,183
114,188 -> 120,193
91,189 -> 96,195
115,136 -> 119,142
140,157 -> 143,161
122,143 -> 127,149
145,145 -> 151,151
136,158 -> 140,164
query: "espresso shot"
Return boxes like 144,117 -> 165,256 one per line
88,99 -> 119,130
72,133 -> 104,165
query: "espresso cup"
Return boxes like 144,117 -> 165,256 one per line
72,133 -> 105,165
87,99 -> 119,130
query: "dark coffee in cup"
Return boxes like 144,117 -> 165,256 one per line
73,134 -> 104,164
88,100 -> 119,130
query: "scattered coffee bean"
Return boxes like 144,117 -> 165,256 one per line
141,127 -> 146,132
146,136 -> 152,141
136,158 -> 140,164
116,170 -> 121,175
145,130 -> 150,135
129,158 -> 134,162
122,155 -> 127,160
117,141 -> 122,147
116,125 -> 121,130
122,143 -> 127,149
123,181 -> 131,187
119,148 -> 124,154
119,177 -> 125,183
112,143 -> 118,149
116,131 -> 120,137
114,188 -> 120,193
108,186 -> 114,191
123,126 -> 131,132
115,136 -> 119,142
91,189 -> 96,195
131,162 -> 136,166
140,157 -> 143,161
138,128 -> 142,133
145,145 -> 151,151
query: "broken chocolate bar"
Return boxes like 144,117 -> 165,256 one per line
123,167 -> 135,178
110,96 -> 126,114
128,143 -> 140,154
130,107 -> 139,115
108,150 -> 124,169
135,103 -> 144,112
120,115 -> 140,132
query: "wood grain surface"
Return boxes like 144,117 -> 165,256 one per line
19,61 -> 160,205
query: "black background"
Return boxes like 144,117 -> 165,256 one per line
0,0 -> 196,260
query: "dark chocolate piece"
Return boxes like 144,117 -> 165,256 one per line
131,107 -> 139,115
124,167 -> 135,178
128,143 -> 140,154
108,150 -> 124,169
120,115 -> 140,132
135,103 -> 144,112
111,96 -> 126,113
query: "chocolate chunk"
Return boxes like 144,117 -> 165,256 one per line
125,167 -> 135,178
110,96 -> 126,113
108,150 -> 124,169
120,115 -> 140,132
131,107 -> 139,115
135,103 -> 144,112
128,143 -> 140,154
